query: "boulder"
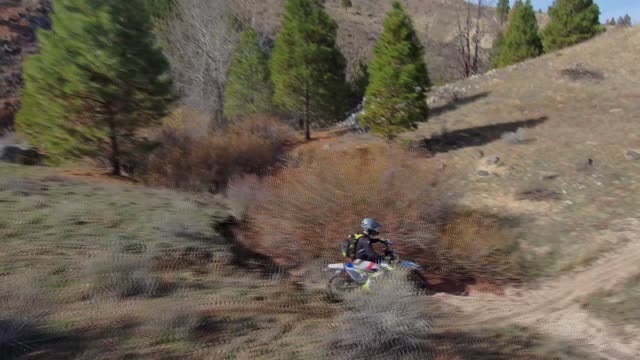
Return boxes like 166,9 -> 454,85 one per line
624,149 -> 640,161
485,156 -> 500,165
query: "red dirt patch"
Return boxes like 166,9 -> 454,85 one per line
466,281 -> 506,296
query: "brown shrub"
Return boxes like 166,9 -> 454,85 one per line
144,115 -> 295,192
432,211 -> 522,283
232,145 -> 445,268
231,145 -> 522,282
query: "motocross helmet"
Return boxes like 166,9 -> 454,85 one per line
361,218 -> 381,235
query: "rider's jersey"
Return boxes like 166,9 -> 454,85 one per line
355,234 -> 385,262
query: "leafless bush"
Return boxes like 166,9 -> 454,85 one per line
502,127 -> 531,144
454,0 -> 491,77
164,0 -> 244,123
87,249 -> 170,299
144,116 -> 294,192
330,272 -> 434,360
232,145 -> 447,268
0,273 -> 51,355
232,146 -> 522,282
226,174 -> 263,221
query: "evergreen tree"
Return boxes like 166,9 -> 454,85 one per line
16,0 -> 174,175
619,14 -> 632,26
361,2 -> 430,141
491,30 -> 505,68
497,0 -> 511,25
224,28 -> 273,119
341,0 -> 352,11
541,0 -> 602,52
508,0 -> 524,22
494,0 -> 542,68
270,0 -> 347,140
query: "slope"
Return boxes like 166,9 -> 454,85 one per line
403,26 -> 640,359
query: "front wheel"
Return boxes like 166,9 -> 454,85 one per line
328,273 -> 359,297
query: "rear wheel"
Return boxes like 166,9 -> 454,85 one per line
328,273 -> 359,297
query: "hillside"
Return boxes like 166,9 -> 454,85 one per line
0,0 -> 50,133
250,0 -> 548,81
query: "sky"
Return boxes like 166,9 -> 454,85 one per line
524,0 -> 640,24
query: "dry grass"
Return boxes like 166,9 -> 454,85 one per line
141,303 -> 204,345
144,115 -> 294,192
0,273 -> 52,356
330,272 -> 434,360
87,248 -> 172,299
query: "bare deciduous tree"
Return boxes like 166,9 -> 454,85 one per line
455,0 -> 486,77
165,0 -> 246,126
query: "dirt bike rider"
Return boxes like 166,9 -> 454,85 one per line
349,218 -> 395,290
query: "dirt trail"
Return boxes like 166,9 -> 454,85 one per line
435,218 -> 640,359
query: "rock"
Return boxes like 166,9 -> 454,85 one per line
485,156 -> 500,165
477,170 -> 490,177
473,149 -> 484,159
539,171 -> 559,181
624,149 -> 640,160
0,146 -> 42,165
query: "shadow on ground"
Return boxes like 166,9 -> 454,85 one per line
432,326 -> 588,360
422,116 -> 548,154
428,92 -> 491,118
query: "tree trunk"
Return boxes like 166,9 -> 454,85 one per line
304,89 -> 311,141
107,113 -> 121,176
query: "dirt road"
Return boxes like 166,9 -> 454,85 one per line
436,218 -> 640,359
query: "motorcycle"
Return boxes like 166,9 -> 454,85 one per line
326,249 -> 424,296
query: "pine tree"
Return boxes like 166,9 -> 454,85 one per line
361,2 -> 430,141
494,0 -> 542,68
270,0 -> 347,140
508,0 -> 524,22
16,0 -> 174,175
619,14 -> 632,26
497,0 -> 511,25
491,30 -> 506,68
541,0 -> 602,52
341,0 -> 352,11
224,28 -> 273,119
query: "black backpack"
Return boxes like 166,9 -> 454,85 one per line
341,233 -> 364,259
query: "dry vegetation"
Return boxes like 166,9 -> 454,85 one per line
144,113 -> 295,192
231,145 -> 522,283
